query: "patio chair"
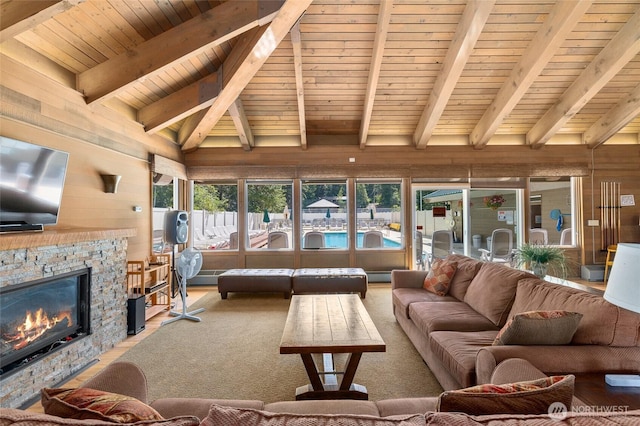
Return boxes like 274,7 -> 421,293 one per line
427,230 -> 453,268
479,228 -> 513,264
303,231 -> 325,249
363,230 -> 384,248
560,228 -> 572,246
267,231 -> 289,249
529,228 -> 548,245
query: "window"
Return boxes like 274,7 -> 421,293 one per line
247,180 -> 292,250
152,179 -> 174,253
529,177 -> 575,246
355,180 -> 402,249
192,182 -> 238,250
301,181 -> 347,249
468,189 -> 518,254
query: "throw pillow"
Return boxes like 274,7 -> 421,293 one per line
41,387 -> 167,423
437,375 -> 574,416
423,258 -> 458,296
200,403 -> 426,426
492,310 -> 583,346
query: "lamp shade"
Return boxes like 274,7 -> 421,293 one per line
603,243 -> 640,314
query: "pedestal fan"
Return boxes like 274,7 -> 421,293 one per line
161,247 -> 205,326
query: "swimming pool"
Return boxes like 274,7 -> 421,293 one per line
320,232 -> 401,248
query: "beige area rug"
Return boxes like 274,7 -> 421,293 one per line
115,286 -> 443,403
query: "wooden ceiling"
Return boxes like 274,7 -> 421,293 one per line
2,0 -> 640,153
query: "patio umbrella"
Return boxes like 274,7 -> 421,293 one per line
326,208 -> 331,219
370,208 -> 374,220
307,198 -> 339,209
283,205 -> 290,220
263,210 -> 270,223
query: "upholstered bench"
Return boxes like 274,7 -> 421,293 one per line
292,267 -> 368,298
218,268 -> 294,299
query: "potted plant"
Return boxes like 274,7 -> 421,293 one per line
513,243 -> 568,278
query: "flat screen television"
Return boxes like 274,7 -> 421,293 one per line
0,137 -> 69,233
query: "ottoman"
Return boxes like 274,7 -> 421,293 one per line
218,268 -> 294,299
292,268 -> 368,298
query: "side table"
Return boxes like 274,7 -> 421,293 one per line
573,373 -> 640,410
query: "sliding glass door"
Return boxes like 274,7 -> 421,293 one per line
412,184 -> 522,268
413,185 -> 466,268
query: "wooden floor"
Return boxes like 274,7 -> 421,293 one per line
26,277 -> 607,412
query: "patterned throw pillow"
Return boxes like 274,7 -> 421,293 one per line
437,375 -> 574,415
493,310 -> 583,346
423,258 -> 457,296
41,387 -> 170,423
201,403 -> 426,426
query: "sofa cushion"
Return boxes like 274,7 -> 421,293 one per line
264,400 -> 380,416
492,310 -> 583,346
0,409 -> 199,426
409,302 -> 499,335
41,388 -> 165,423
426,410 -> 640,425
150,398 -> 265,421
437,375 -> 574,416
200,403 -> 426,425
429,331 -> 498,388
464,263 -> 535,326
446,255 -> 483,301
509,278 -> 639,346
423,258 -> 457,295
375,398 -> 438,418
392,288 -> 458,319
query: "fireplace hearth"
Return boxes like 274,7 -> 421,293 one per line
0,268 -> 91,377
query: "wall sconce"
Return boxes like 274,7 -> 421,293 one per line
100,174 -> 121,193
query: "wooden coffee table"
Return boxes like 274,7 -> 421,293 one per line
573,373 -> 640,410
280,294 -> 386,400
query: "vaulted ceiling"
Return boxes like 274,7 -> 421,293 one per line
2,0 -> 640,153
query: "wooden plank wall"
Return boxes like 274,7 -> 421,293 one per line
582,161 -> 640,266
1,119 -> 150,259
1,54 -> 183,261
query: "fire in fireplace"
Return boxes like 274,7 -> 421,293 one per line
0,268 -> 91,376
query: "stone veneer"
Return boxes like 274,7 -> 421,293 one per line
0,232 -> 131,408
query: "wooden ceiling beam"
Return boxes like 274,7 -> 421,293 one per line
584,83 -> 640,149
180,0 -> 313,152
290,21 -> 307,150
138,70 -> 221,133
413,0 -> 494,149
527,8 -> 640,149
177,26 -> 268,149
0,0 -> 85,43
470,1 -> 591,150
77,0 -> 284,104
228,98 -> 254,151
359,0 -> 393,149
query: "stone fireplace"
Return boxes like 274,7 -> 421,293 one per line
0,228 -> 135,408
1,268 -> 91,376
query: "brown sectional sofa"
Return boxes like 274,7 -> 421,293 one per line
392,254 -> 640,391
8,360 -> 640,424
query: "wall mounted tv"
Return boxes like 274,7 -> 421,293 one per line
0,137 -> 69,233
